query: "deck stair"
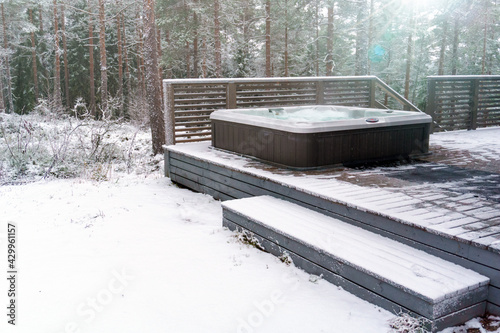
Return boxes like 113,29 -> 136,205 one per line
222,195 -> 490,332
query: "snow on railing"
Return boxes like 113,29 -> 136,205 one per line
163,76 -> 421,145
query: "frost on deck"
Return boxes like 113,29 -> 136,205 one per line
165,126 -> 500,322
222,195 -> 490,329
167,127 -> 500,252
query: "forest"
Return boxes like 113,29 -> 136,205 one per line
0,0 -> 498,120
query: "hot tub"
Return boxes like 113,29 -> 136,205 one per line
210,105 -> 432,168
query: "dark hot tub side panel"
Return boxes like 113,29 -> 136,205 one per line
212,120 -> 430,168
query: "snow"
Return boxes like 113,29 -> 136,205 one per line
430,127 -> 500,157
1,113 -> 498,333
0,174 -> 394,333
222,196 -> 489,303
167,127 -> 500,246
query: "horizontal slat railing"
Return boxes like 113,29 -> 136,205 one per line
164,76 -> 422,144
426,75 -> 500,132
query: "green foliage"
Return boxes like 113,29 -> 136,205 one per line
0,0 -> 498,114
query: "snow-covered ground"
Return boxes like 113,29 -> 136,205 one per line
0,113 -> 499,333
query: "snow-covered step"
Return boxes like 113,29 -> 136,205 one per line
222,195 -> 490,332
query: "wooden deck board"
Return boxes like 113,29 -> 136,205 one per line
222,196 -> 490,331
164,142 -> 500,315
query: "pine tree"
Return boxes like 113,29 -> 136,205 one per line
53,0 -> 63,112
144,0 -> 166,155
116,0 -> 124,114
404,4 -> 415,100
29,8 -> 39,103
265,0 -> 271,77
61,4 -> 70,109
214,0 -> 222,77
1,3 -> 14,113
88,0 -> 96,117
98,0 -> 107,114
326,1 -> 334,76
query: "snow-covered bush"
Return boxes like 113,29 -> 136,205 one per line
0,111 -> 157,184
236,230 -> 266,252
388,312 -> 431,333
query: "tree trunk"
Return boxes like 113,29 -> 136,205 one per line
367,0 -> 374,74
138,15 -> 146,101
39,5 -> 44,32
144,0 -> 166,155
265,0 -> 271,77
29,8 -> 39,103
157,27 -> 164,105
451,15 -> 459,75
164,29 -> 173,79
412,33 -> 426,103
354,0 -> 368,76
315,1 -> 319,76
193,11 -> 199,78
404,5 -> 414,101
202,38 -> 207,78
481,0 -> 488,75
0,53 -> 4,112
0,65 -> 4,113
1,3 -> 14,113
184,2 -> 190,77
53,0 -> 63,112
486,0 -> 496,75
88,0 -> 96,117
61,4 -> 70,109
123,11 -> 132,117
39,5 -> 49,99
185,40 -> 190,77
98,0 -> 107,114
157,27 -> 163,81
326,2 -> 334,76
284,0 -> 289,77
117,2 -> 123,115
438,18 -> 448,75
214,0 -> 222,77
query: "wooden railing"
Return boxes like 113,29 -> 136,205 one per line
427,75 -> 500,132
163,76 -> 422,145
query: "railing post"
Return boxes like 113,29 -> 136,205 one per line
316,81 -> 325,104
164,81 -> 176,145
470,79 -> 479,130
226,82 -> 237,109
369,78 -> 376,108
426,78 -> 437,133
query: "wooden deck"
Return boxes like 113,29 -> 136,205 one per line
164,140 -> 500,317
222,196 -> 489,331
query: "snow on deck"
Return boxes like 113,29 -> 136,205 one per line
167,127 -> 500,253
223,195 -> 489,304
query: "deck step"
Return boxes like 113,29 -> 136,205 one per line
222,195 -> 490,332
